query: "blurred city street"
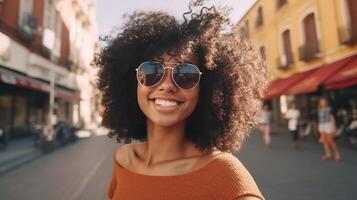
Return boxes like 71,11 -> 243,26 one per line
1,0 -> 357,199
0,131 -> 356,200
0,129 -> 116,200
239,132 -> 357,200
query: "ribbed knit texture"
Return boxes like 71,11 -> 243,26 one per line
108,152 -> 265,200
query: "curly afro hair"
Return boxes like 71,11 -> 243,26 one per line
93,1 -> 267,153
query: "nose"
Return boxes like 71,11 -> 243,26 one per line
157,67 -> 178,92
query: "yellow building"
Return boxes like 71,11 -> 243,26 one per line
238,0 -> 357,79
237,0 -> 357,127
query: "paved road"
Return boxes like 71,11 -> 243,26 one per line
0,134 -> 119,200
238,132 -> 357,200
0,131 -> 356,200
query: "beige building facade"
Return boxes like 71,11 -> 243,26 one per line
237,0 -> 357,130
0,0 -> 99,140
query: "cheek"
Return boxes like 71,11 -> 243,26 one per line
137,85 -> 148,113
186,87 -> 200,112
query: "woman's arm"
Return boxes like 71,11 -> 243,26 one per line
284,109 -> 293,120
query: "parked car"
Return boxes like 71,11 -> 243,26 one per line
54,121 -> 79,146
32,122 -> 79,152
0,128 -> 9,149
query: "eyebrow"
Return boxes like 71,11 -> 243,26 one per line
174,57 -> 193,63
151,60 -> 194,65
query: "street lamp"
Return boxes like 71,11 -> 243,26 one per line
42,28 -> 56,141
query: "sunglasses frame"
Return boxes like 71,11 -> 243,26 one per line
135,61 -> 203,90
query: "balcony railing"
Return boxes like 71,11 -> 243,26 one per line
18,13 -> 37,42
338,26 -> 357,45
299,40 -> 320,62
277,52 -> 294,70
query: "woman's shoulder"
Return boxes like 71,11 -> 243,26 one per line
212,152 -> 252,177
114,143 -> 136,168
210,153 -> 264,200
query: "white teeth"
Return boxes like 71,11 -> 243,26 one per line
154,99 -> 179,107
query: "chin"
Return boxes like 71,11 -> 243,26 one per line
150,116 -> 185,128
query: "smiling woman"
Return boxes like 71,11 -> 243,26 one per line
93,0 -> 267,199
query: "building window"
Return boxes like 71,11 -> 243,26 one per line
240,21 -> 250,40
0,95 -> 12,130
53,11 -> 62,60
259,46 -> 266,60
13,95 -> 27,127
347,0 -> 357,33
279,29 -> 294,69
299,13 -> 320,61
245,21 -> 249,37
19,0 -> 33,25
43,0 -> 62,62
18,0 -> 36,42
256,7 -> 264,27
339,0 -> 357,44
43,0 -> 54,29
277,0 -> 288,9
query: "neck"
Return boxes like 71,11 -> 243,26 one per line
141,119 -> 202,168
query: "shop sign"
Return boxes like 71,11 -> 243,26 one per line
40,84 -> 50,91
0,73 -> 16,85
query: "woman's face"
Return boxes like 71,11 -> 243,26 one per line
319,99 -> 327,108
137,53 -> 200,127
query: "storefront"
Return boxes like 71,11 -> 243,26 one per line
264,68 -> 318,126
264,54 -> 357,141
0,65 -> 79,139
325,57 -> 357,129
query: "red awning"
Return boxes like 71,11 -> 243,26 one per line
0,69 -> 80,103
324,57 -> 357,90
285,55 -> 356,95
56,88 -> 81,103
264,68 -> 317,100
0,71 -> 50,92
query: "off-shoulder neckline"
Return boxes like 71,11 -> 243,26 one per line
113,152 -> 229,178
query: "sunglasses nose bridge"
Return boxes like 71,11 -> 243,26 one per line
160,67 -> 178,88
163,66 -> 174,71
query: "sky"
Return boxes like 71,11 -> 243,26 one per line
96,0 -> 257,37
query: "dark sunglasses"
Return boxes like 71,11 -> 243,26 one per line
135,61 -> 202,89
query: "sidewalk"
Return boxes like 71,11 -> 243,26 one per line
0,125 -> 109,176
270,124 -> 356,151
0,136 -> 42,175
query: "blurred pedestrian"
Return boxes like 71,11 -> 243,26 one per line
259,105 -> 271,148
94,1 -> 266,199
318,98 -> 341,161
347,99 -> 357,147
285,103 -> 300,150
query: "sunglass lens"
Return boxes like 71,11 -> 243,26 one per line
137,62 -> 164,86
172,64 -> 200,89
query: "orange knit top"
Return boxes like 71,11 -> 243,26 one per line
107,152 -> 265,200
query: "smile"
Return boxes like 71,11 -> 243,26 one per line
154,99 -> 180,107
150,98 -> 184,113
